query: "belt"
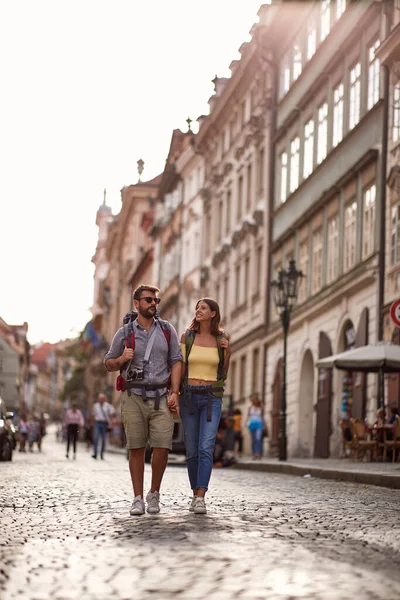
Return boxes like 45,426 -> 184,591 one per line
186,385 -> 221,422
126,381 -> 168,410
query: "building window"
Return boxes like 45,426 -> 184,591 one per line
312,229 -> 323,294
223,275 -> 229,319
332,82 -> 344,147
349,62 -> 361,130
217,198 -> 223,243
258,147 -> 265,197
327,215 -> 339,283
290,136 -> 300,193
393,82 -> 400,143
246,163 -> 252,212
239,355 -> 247,400
303,119 -> 314,179
280,151 -> 288,203
368,39 -> 380,110
344,201 -> 357,271
307,22 -> 317,61
235,264 -> 241,307
281,53 -> 291,98
298,240 -> 309,303
362,184 -> 376,259
255,245 -> 263,294
391,204 -> 400,266
204,213 -> 211,258
225,189 -> 231,235
230,360 -> 236,396
237,175 -> 243,220
317,102 -> 328,164
251,347 -> 260,394
320,0 -> 331,42
293,40 -> 302,81
336,0 -> 346,19
244,256 -> 250,305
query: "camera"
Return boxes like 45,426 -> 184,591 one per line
126,367 -> 144,381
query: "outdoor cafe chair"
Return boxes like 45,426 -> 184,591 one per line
381,415 -> 400,462
349,418 -> 377,462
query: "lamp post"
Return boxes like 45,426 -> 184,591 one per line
271,258 -> 303,461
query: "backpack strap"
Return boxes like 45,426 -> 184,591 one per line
216,333 -> 227,381
156,317 -> 171,350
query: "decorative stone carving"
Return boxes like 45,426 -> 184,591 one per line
200,266 -> 210,287
253,209 -> 264,226
392,61 -> 400,80
223,162 -> 233,176
235,146 -> 244,161
200,187 -> 211,201
244,134 -> 253,149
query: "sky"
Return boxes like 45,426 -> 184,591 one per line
0,0 -> 265,345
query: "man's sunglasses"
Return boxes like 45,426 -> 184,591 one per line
139,296 -> 161,305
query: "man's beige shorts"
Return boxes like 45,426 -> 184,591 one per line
120,392 -> 174,450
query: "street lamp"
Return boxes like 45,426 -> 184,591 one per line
271,258 -> 303,461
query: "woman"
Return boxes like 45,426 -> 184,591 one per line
179,298 -> 231,514
64,402 -> 85,459
247,394 -> 264,459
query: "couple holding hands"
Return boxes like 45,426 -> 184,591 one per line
104,284 -> 231,516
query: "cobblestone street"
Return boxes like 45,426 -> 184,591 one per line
1,432 -> 400,600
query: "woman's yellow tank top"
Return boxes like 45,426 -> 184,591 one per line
180,343 -> 219,382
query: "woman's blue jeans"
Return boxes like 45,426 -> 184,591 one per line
179,386 -> 222,491
250,428 -> 263,456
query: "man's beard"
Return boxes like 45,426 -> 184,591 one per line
138,305 -> 156,319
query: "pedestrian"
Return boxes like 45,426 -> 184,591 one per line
179,297 -> 231,514
27,415 -> 41,452
247,394 -> 264,459
18,413 -> 28,452
92,393 -> 114,460
64,402 -> 85,459
231,408 -> 243,457
104,284 -> 182,516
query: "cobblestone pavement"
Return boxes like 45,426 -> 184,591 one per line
1,433 -> 400,600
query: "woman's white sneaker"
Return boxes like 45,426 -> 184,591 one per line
193,497 -> 207,514
130,496 -> 145,516
189,496 -> 196,512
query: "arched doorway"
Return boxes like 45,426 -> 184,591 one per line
314,331 -> 333,458
297,350 -> 314,457
270,358 -> 282,458
388,328 -> 400,408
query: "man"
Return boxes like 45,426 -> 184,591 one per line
92,393 -> 114,460
104,284 -> 182,516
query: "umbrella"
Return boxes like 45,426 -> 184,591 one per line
315,341 -> 400,373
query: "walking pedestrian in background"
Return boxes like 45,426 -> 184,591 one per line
231,408 -> 243,457
18,413 -> 28,452
247,394 -> 264,459
104,285 -> 182,516
92,393 -> 114,460
64,402 -> 85,459
180,297 -> 231,514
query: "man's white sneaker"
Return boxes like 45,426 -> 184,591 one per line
130,496 -> 145,516
146,491 -> 160,514
189,497 -> 196,512
193,497 -> 207,514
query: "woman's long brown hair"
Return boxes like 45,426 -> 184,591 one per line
187,297 -> 224,336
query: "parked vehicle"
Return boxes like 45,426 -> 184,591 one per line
0,398 -> 14,461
